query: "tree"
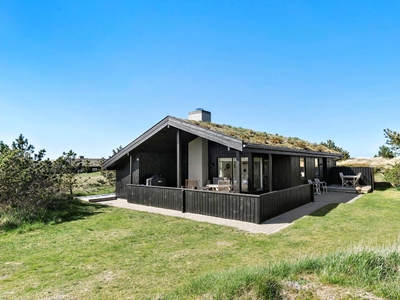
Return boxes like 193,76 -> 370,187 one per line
109,145 -> 123,158
375,145 -> 395,159
0,135 -> 61,224
320,140 -> 350,160
384,128 -> 400,156
54,150 -> 80,195
99,157 -> 116,186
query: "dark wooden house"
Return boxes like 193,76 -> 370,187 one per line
102,109 -> 342,223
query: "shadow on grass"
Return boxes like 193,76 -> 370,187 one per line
309,203 -> 340,217
47,198 -> 107,224
1,198 -> 108,232
374,181 -> 394,191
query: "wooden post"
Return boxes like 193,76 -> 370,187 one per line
248,153 -> 253,194
176,129 -> 181,188
235,151 -> 241,193
129,152 -> 133,184
269,153 -> 273,192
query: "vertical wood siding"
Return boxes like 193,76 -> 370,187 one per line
259,184 -> 313,222
126,184 -> 314,224
127,184 -> 183,211
116,162 -> 130,199
185,190 -> 260,223
272,155 -> 292,190
138,152 -> 176,185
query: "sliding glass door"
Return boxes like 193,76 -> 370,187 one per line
254,156 -> 269,193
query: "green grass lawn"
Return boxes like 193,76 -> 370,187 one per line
1,189 -> 399,299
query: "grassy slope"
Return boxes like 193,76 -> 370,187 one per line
73,171 -> 115,196
1,189 -> 399,299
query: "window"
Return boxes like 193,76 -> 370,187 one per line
241,157 -> 248,192
218,157 -> 235,179
315,158 -> 320,178
300,157 -> 305,179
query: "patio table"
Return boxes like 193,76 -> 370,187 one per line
206,184 -> 232,192
342,175 -> 358,187
206,184 -> 219,191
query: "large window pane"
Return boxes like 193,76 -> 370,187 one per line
315,158 -> 320,178
241,157 -> 248,192
300,157 -> 305,179
254,157 -> 263,192
218,158 -> 234,180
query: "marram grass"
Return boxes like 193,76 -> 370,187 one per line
164,243 -> 400,300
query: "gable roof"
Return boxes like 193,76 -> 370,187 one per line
102,116 -> 243,169
102,116 -> 341,169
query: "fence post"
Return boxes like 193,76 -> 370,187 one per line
181,189 -> 186,213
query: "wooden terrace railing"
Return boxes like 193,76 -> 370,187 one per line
127,184 -> 314,224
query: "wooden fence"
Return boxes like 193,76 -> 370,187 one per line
127,185 -> 183,211
185,190 -> 260,223
127,184 -> 314,224
327,167 -> 375,191
259,184 -> 314,221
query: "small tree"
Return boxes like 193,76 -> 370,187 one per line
55,150 -> 80,195
109,145 -> 123,158
375,145 -> 395,158
384,128 -> 400,156
320,139 -> 350,160
99,157 -> 116,186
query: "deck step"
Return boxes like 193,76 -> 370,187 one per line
327,184 -> 371,194
77,194 -> 117,202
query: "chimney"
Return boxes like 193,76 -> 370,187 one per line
188,108 -> 211,122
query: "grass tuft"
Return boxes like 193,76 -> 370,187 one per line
165,243 -> 400,299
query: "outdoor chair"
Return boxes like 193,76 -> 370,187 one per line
308,179 -> 320,195
217,180 -> 231,193
314,178 -> 328,193
339,172 -> 349,186
181,179 -> 197,189
213,177 -> 226,184
354,172 -> 362,187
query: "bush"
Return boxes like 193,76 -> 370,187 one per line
0,135 -> 65,227
384,163 -> 400,187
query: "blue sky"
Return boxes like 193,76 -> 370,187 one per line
1,0 -> 399,159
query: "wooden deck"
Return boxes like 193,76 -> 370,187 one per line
327,184 -> 372,194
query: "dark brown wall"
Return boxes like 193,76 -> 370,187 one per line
138,152 -> 176,186
272,154 -> 292,190
116,160 -> 130,199
328,166 -> 375,190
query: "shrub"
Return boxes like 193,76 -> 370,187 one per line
384,163 -> 400,187
0,135 -> 64,227
270,135 -> 284,144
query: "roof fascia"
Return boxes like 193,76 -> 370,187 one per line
243,144 -> 342,159
102,116 -> 243,169
102,116 -> 172,169
168,118 -> 243,151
